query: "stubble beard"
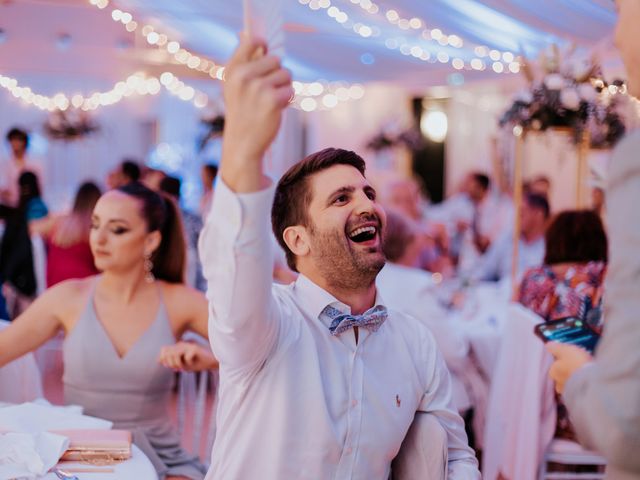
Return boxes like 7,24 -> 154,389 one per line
310,222 -> 385,291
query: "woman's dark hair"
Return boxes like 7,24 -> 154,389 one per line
72,181 -> 102,216
544,210 -> 608,265
272,148 -> 366,271
18,171 -> 41,209
116,182 -> 185,283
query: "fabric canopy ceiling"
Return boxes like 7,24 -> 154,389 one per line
116,0 -> 617,86
0,0 -> 618,89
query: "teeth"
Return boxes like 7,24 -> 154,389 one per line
349,226 -> 376,238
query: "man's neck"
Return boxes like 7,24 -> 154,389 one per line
304,271 -> 378,315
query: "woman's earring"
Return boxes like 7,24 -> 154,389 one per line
144,253 -> 155,283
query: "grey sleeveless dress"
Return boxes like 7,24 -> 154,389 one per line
63,282 -> 206,480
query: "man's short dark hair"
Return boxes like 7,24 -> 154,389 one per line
121,160 -> 141,183
471,173 -> 490,192
6,127 -> 29,148
544,210 -> 607,265
524,192 -> 550,219
272,148 -> 366,272
159,175 -> 181,200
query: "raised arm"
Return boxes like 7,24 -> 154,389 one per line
198,34 -> 293,373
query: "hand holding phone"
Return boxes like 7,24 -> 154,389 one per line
534,316 -> 600,354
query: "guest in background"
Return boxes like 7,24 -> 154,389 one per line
380,175 -> 453,276
43,181 -> 102,287
524,175 -> 551,199
453,172 -> 513,272
547,3 -> 640,476
518,210 -> 608,331
106,159 -> 141,189
0,127 -> 45,206
0,182 -> 216,480
199,163 -> 218,219
142,167 -> 167,192
519,210 -> 608,441
469,192 -> 548,283
0,171 -> 49,317
159,175 -> 206,292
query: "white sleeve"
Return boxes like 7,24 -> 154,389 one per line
198,179 -> 282,375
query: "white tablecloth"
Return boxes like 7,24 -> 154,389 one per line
0,402 -> 158,480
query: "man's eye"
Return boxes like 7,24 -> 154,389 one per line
334,195 -> 348,204
366,191 -> 376,201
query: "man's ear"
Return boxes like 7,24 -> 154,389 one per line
283,225 -> 311,260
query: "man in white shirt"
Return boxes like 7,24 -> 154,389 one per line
199,35 -> 479,479
468,192 -> 548,283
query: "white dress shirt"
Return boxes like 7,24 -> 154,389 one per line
199,180 -> 479,480
376,264 -> 472,411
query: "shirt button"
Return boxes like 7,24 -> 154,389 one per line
351,399 -> 358,407
345,447 -> 353,455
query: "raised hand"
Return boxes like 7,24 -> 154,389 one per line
220,33 -> 294,193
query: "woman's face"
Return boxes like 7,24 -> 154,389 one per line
90,191 -> 160,273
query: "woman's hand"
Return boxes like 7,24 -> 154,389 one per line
159,341 -> 218,372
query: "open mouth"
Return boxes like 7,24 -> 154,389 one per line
348,225 -> 378,243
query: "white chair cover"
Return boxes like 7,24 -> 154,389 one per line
390,413 -> 447,480
31,234 -> 47,296
482,303 -> 557,480
0,320 -> 44,403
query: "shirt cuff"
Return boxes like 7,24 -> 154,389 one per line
207,178 -> 276,241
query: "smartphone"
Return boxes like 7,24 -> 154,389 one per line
534,317 -> 600,353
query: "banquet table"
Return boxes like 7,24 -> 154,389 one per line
0,402 -> 158,480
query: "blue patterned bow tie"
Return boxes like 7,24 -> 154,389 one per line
323,305 -> 388,336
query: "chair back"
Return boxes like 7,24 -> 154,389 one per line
0,319 -> 44,402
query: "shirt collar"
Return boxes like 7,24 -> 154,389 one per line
293,274 -> 386,329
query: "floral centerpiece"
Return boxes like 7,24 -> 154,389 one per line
44,109 -> 99,141
499,46 -> 627,148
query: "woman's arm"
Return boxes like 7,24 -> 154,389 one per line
0,283 -> 69,367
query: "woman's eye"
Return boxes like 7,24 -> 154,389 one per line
112,227 -> 129,235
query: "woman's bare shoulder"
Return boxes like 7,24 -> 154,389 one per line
43,276 -> 96,305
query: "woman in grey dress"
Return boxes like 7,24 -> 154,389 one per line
0,182 -> 217,480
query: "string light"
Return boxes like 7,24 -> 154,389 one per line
88,0 -> 363,110
0,72 -> 211,111
319,0 -> 521,75
298,0 -> 379,39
